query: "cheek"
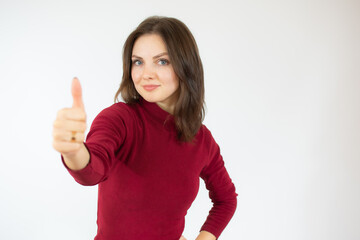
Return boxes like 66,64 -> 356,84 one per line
169,71 -> 180,89
160,69 -> 179,87
131,68 -> 141,84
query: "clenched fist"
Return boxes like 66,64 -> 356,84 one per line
52,77 -> 87,158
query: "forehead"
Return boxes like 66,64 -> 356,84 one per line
132,34 -> 168,56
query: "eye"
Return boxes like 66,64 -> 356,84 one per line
158,59 -> 169,65
132,59 -> 142,66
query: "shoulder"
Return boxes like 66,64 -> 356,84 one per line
95,102 -> 138,122
99,102 -> 134,116
198,124 -> 215,141
196,124 -> 219,152
88,102 -> 142,141
198,125 -> 224,177
90,102 -> 141,132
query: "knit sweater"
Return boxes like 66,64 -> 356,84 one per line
62,98 -> 237,240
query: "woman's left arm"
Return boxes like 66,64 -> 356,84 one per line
198,127 -> 238,239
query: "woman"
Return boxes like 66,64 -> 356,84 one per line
53,16 -> 237,240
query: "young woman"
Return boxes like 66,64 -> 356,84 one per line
53,16 -> 237,240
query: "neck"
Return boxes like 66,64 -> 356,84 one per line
156,102 -> 175,115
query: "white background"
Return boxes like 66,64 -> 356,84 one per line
0,0 -> 359,239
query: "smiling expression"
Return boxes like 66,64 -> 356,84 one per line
131,34 -> 180,114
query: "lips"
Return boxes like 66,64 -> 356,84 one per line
143,84 -> 160,91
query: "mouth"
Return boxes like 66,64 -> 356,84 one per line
143,84 -> 160,91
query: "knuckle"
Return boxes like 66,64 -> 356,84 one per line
57,108 -> 68,119
53,120 -> 59,128
52,141 -> 61,151
52,131 -> 61,140
53,119 -> 63,128
52,130 -> 56,138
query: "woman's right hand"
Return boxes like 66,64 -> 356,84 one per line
52,77 -> 87,159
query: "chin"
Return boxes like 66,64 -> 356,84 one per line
140,94 -> 160,103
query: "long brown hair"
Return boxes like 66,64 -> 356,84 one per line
114,16 -> 205,142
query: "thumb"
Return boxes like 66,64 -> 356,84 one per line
71,77 -> 84,109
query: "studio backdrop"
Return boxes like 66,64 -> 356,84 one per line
0,0 -> 359,239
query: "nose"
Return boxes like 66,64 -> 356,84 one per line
142,63 -> 155,80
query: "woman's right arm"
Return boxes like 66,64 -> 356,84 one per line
52,77 -> 89,171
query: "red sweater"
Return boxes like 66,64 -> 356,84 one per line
62,98 -> 237,240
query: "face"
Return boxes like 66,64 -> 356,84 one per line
131,34 -> 180,114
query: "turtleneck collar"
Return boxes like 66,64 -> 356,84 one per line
138,97 -> 175,126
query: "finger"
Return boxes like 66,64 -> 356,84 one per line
53,119 -> 87,132
57,108 -> 86,121
71,77 -> 84,109
53,128 -> 85,143
52,140 -> 82,154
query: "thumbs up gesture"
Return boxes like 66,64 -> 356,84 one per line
52,77 -> 87,157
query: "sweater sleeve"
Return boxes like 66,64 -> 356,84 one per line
199,129 -> 238,239
61,103 -> 131,186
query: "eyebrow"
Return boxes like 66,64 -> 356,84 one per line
132,52 -> 168,59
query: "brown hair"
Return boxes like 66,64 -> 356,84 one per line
114,16 -> 205,142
